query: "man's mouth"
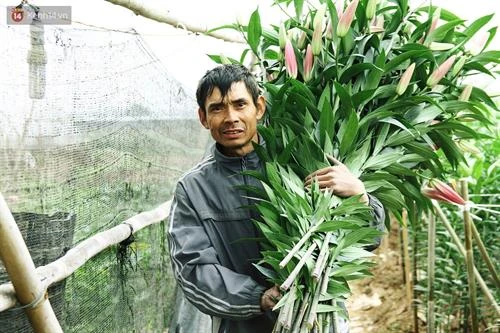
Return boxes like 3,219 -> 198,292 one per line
223,128 -> 244,134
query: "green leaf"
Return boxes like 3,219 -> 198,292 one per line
470,51 -> 500,64
404,105 -> 443,124
343,227 -> 382,248
338,109 -> 359,158
363,149 -> 403,170
318,84 -> 334,148
252,263 -> 278,280
248,9 -> 262,54
416,6 -> 461,22
340,63 -> 383,83
384,50 -> 433,73
333,82 -> 353,117
294,0 -> 304,18
450,14 -> 494,53
366,50 -> 386,90
332,263 -> 371,277
425,19 -> 464,44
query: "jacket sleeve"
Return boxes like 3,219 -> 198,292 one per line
365,193 -> 386,251
167,183 -> 267,320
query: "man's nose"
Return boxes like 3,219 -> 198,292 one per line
224,107 -> 239,122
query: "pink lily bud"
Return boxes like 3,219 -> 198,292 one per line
335,0 -> 345,18
337,0 -> 359,38
396,63 -> 415,95
466,31 -> 488,56
313,4 -> 327,32
284,39 -> 298,79
366,0 -> 377,20
311,23 -> 323,56
303,44 -> 314,82
451,55 -> 466,76
426,55 -> 456,88
279,22 -> 287,50
422,179 -> 466,206
459,84 -> 473,102
429,8 -> 441,35
325,18 -> 334,39
297,30 -> 307,50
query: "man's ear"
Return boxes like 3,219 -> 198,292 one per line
256,95 -> 266,121
198,108 -> 209,129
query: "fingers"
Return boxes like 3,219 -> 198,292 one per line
304,167 -> 331,182
326,155 -> 342,166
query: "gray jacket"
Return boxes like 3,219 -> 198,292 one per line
167,143 -> 385,333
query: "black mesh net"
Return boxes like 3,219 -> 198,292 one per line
0,21 -> 209,333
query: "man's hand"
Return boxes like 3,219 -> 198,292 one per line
260,285 -> 281,311
304,155 -> 369,204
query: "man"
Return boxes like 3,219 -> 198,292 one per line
167,64 -> 385,333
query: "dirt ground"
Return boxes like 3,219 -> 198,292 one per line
346,221 -> 425,333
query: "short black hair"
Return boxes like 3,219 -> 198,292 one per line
196,64 -> 260,113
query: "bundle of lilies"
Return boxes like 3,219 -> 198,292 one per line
214,0 -> 498,330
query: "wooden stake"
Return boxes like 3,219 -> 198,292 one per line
432,201 -> 500,316
0,193 -> 63,333
427,213 -> 436,333
460,179 -> 479,333
401,209 -> 414,328
471,219 -> 500,288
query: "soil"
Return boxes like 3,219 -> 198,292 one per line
346,221 -> 425,333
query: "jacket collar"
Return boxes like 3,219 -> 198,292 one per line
212,136 -> 264,172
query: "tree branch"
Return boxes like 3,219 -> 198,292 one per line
104,0 -> 245,44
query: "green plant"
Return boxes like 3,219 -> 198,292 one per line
211,0 -> 498,330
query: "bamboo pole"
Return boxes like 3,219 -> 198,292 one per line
427,213 -> 436,333
0,193 -> 63,333
401,209 -> 414,329
104,0 -> 245,43
471,219 -> 500,288
432,201 -> 500,316
460,179 -> 479,333
411,204 -> 419,333
0,199 -> 172,312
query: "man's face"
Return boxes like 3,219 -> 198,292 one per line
198,81 -> 265,157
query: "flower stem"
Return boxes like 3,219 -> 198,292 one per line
281,242 -> 318,291
279,227 -> 316,269
312,232 -> 332,280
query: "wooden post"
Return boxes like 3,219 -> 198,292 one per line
427,213 -> 436,333
432,201 -> 500,316
401,209 -> 414,330
460,180 -> 478,333
0,193 -> 63,333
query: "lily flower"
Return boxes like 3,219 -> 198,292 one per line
337,0 -> 359,38
422,179 -> 466,206
303,44 -> 314,82
451,56 -> 467,76
459,84 -> 473,102
396,63 -> 415,95
279,22 -> 287,50
426,55 -> 456,88
284,39 -> 298,79
312,23 -> 323,56
366,0 -> 377,20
